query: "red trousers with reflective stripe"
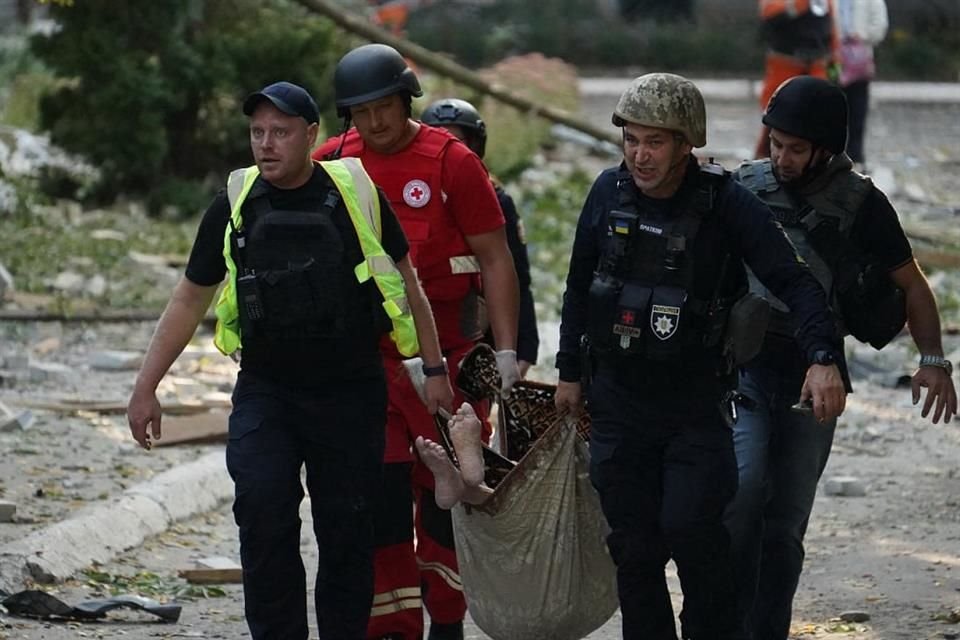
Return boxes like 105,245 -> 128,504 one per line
755,51 -> 830,158
367,344 -> 489,640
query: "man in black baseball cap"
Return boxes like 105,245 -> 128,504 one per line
129,75 -> 454,639
243,80 -> 320,124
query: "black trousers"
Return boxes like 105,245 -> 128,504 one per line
588,371 -> 746,640
226,371 -> 386,640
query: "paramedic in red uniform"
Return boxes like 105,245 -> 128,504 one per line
315,43 -> 520,640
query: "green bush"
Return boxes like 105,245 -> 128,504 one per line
30,0 -> 345,216
419,54 -> 580,181
877,28 -> 960,81
514,166 -> 595,320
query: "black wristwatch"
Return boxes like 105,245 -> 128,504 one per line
421,362 -> 448,377
810,350 -> 837,367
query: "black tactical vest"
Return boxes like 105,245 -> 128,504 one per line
737,158 -> 905,349
230,180 -> 349,343
738,157 -> 867,327
587,164 -> 740,365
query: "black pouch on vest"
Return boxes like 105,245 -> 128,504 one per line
807,219 -> 906,350
587,273 -> 624,354
613,283 -> 653,356
645,285 -> 687,360
836,262 -> 906,349
258,257 -> 344,336
724,292 -> 771,365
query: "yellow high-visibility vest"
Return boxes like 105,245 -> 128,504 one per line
213,158 -> 419,357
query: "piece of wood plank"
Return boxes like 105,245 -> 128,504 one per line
178,557 -> 242,584
152,410 -> 229,447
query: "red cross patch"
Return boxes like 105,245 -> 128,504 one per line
620,310 -> 636,325
403,179 -> 431,208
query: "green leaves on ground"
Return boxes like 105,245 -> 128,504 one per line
81,569 -> 227,601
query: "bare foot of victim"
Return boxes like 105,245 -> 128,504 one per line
449,402 -> 484,487
415,436 -> 464,510
461,483 -> 494,506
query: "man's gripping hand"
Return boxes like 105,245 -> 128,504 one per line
799,364 -> 847,423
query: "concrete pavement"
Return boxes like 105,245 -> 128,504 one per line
0,450 -> 233,593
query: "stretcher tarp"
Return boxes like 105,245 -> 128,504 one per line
448,346 -> 618,640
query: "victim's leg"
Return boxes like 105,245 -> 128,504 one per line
448,402 -> 484,487
415,436 -> 465,509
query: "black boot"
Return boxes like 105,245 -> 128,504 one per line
427,620 -> 464,640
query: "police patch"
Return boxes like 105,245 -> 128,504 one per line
403,179 -> 431,208
650,304 -> 680,340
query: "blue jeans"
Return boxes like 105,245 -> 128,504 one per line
724,359 -> 836,640
226,371 -> 386,640
588,370 -> 746,640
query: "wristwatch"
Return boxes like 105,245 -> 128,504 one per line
919,354 -> 953,377
421,362 -> 448,377
810,350 -> 837,367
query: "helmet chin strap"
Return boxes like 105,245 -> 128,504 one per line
667,153 -> 688,174
784,145 -> 831,189
804,145 -> 824,173
660,152 -> 690,189
327,116 -> 352,160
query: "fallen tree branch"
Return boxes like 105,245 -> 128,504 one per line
293,0 -> 621,146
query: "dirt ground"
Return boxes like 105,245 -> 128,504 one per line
0,341 -> 958,640
0,90 -> 959,639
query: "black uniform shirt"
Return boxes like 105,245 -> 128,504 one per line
748,176 -> 915,385
844,187 -> 913,272
186,165 -> 409,387
556,157 -> 840,405
496,185 -> 539,364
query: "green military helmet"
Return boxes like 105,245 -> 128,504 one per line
612,73 -> 707,148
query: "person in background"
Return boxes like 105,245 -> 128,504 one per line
755,0 -> 838,158
420,97 -> 540,375
834,0 -> 888,170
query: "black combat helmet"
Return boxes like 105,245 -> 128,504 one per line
333,43 -> 423,117
762,76 -> 848,154
421,98 -> 487,158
